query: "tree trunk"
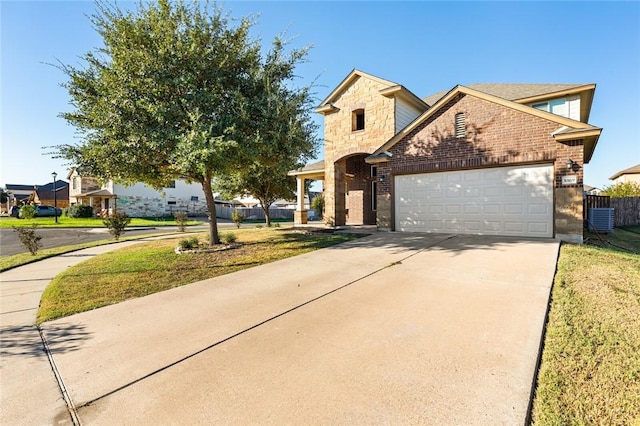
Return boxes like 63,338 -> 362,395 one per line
259,199 -> 271,227
201,175 -> 220,246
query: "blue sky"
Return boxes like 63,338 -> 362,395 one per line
2,1 -> 639,190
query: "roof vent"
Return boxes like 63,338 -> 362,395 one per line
455,113 -> 466,138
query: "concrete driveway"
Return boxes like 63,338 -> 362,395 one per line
39,233 -> 558,425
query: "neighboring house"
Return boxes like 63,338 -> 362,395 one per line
67,170 -> 208,217
609,164 -> 640,184
27,181 -> 70,208
290,69 -> 602,243
583,185 -> 602,195
3,182 -> 69,209
4,184 -> 36,206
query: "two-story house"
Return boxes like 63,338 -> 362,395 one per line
290,69 -> 602,243
67,170 -> 208,217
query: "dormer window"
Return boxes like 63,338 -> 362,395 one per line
455,113 -> 466,138
352,109 -> 365,131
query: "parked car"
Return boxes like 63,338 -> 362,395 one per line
34,205 -> 63,217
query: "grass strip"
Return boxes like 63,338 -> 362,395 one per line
531,228 -> 640,424
36,228 -> 362,324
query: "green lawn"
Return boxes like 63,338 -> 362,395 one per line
531,226 -> 640,424
36,228 -> 362,324
0,216 -> 202,228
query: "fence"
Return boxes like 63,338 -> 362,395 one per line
611,197 -> 640,226
583,195 -> 610,218
216,206 -> 296,221
584,194 -> 640,226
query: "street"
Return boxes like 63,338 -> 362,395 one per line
0,219 -> 239,256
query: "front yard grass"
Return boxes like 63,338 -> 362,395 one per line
0,216 -> 202,228
532,226 -> 640,424
36,227 -> 361,324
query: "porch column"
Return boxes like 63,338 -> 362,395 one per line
294,176 -> 308,225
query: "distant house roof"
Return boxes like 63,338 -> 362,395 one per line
609,164 -> 640,180
38,180 -> 69,191
5,184 -> 36,191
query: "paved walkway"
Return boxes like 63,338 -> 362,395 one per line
0,236 -> 180,426
1,232 -> 559,425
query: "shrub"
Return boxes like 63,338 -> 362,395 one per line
102,212 -> 131,240
64,204 -> 94,218
221,232 -> 237,244
601,181 -> 640,198
13,225 -> 42,255
178,236 -> 200,250
312,194 -> 324,219
19,205 -> 36,219
174,211 -> 188,232
231,209 -> 244,228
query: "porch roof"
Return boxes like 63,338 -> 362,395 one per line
75,189 -> 114,197
288,159 -> 325,180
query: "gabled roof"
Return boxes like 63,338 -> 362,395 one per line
370,85 -> 602,163
610,164 -> 640,180
316,69 -> 427,114
423,83 -> 596,122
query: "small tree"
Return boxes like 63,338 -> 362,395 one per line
20,205 -> 37,219
103,212 -> 131,240
311,194 -> 324,219
231,209 -> 244,229
602,181 -> 640,198
174,211 -> 188,232
13,225 -> 43,255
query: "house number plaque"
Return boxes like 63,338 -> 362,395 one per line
562,175 -> 577,185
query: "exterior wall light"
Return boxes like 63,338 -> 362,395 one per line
566,159 -> 580,172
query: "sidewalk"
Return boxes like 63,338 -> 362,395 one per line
0,237 -> 179,426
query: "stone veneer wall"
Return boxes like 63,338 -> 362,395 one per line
322,76 -> 397,225
376,93 -> 585,240
116,195 -> 208,217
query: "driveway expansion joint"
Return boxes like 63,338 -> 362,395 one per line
39,326 -> 82,426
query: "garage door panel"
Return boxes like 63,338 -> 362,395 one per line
394,165 -> 553,237
504,204 -> 523,214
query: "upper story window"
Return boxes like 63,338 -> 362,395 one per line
352,109 -> 365,131
531,98 -> 566,116
455,113 -> 466,138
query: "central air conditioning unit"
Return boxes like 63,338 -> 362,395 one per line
588,208 -> 614,233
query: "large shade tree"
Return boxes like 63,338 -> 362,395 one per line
53,0 -> 316,244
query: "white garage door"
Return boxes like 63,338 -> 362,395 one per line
395,164 -> 553,237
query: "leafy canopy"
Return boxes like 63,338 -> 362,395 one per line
53,0 -> 317,243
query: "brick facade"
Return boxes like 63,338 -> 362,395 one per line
376,93 -> 585,238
